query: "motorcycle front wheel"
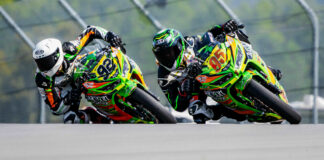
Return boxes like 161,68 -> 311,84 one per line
127,87 -> 177,124
245,79 -> 302,124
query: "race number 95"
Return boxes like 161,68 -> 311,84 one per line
209,48 -> 226,72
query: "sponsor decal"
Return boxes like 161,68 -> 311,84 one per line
85,95 -> 110,105
205,90 -> 227,101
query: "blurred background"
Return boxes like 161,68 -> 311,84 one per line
0,0 -> 323,123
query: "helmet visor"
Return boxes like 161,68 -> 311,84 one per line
153,42 -> 182,69
35,49 -> 60,72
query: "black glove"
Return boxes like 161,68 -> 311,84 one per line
222,19 -> 240,34
35,73 -> 53,88
105,31 -> 122,47
187,62 -> 202,79
62,40 -> 79,55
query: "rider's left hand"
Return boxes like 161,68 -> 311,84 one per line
105,32 -> 122,47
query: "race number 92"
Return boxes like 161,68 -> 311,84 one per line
97,59 -> 115,80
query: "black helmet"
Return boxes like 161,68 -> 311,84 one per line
152,28 -> 185,70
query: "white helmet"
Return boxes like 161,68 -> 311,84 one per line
33,38 -> 64,77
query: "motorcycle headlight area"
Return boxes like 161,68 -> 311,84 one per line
122,59 -> 130,77
99,79 -> 121,92
211,73 -> 233,86
235,47 -> 244,70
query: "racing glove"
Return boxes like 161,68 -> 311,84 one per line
105,31 -> 123,47
222,19 -> 240,34
62,40 -> 79,55
35,73 -> 53,88
187,61 -> 202,78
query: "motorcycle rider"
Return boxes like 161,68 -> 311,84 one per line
152,20 -> 282,123
33,25 -> 124,123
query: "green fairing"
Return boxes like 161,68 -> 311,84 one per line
235,72 -> 252,91
117,78 -> 137,98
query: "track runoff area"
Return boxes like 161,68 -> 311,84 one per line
0,124 -> 323,160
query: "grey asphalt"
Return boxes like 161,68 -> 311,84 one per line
0,124 -> 323,160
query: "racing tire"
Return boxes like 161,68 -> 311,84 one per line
245,79 -> 301,124
129,87 -> 177,124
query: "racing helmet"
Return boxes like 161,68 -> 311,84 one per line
32,38 -> 64,77
152,28 -> 185,70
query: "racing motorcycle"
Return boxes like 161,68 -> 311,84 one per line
61,46 -> 176,124
173,27 -> 301,124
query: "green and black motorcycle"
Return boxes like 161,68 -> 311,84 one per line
64,46 -> 176,124
188,27 -> 301,124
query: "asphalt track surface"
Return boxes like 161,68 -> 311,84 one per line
0,124 -> 324,160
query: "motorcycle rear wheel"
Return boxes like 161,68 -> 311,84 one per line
245,79 -> 301,124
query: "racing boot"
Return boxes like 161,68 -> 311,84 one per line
188,100 -> 214,124
268,66 -> 282,81
63,106 -> 112,124
63,110 -> 90,124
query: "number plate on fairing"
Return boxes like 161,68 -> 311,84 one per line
91,55 -> 118,81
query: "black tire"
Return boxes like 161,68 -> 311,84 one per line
245,79 -> 301,124
128,88 -> 177,124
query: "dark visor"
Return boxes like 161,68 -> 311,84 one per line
153,43 -> 182,68
35,49 -> 60,72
